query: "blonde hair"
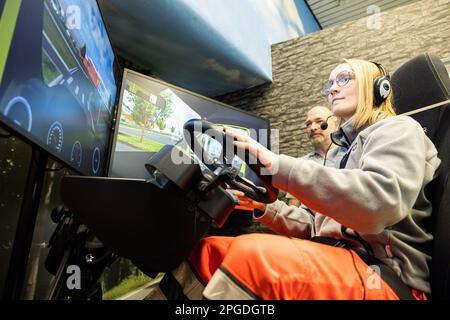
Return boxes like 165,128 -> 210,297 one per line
343,58 -> 396,130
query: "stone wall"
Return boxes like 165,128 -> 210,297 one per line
215,0 -> 450,157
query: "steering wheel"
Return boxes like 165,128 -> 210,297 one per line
183,119 -> 278,203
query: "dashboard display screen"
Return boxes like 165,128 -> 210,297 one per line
0,0 -> 120,176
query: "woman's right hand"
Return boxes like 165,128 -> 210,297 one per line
224,127 -> 279,174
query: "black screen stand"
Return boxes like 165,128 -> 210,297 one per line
2,147 -> 48,300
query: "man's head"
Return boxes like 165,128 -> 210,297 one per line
305,106 -> 338,153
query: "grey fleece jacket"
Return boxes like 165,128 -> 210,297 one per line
257,115 -> 440,293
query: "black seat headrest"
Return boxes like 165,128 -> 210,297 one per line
391,53 -> 450,143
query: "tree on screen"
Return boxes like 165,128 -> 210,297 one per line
128,94 -> 156,142
156,91 -> 174,132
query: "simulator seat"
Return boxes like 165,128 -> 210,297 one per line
45,120 -> 278,299
391,52 -> 450,299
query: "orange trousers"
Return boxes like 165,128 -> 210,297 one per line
187,234 -> 427,300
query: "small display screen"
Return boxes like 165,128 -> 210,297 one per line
110,69 -> 270,184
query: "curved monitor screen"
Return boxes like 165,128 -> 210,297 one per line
0,0 -> 120,176
110,69 -> 270,184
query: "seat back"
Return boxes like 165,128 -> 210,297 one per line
391,53 -> 450,299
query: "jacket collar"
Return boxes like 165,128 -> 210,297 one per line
331,117 -> 359,149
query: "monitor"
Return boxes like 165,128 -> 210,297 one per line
0,0 -> 120,176
109,68 -> 271,183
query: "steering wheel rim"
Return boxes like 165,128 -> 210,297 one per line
183,119 -> 278,203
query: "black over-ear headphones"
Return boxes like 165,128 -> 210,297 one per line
371,62 -> 392,106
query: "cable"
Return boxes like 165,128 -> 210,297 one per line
341,225 -> 375,256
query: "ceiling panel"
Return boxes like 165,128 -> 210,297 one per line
306,0 -> 421,29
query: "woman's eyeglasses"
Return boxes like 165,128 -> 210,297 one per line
321,71 -> 355,96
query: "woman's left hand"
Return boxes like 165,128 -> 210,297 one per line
231,189 -> 267,212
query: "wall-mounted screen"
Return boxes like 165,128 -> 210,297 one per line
109,69 -> 270,184
0,0 -> 120,176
